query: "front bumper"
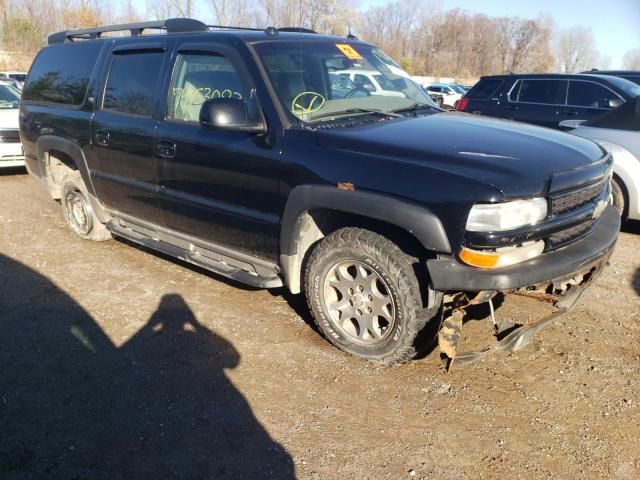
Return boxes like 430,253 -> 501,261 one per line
427,204 -> 620,292
0,142 -> 25,168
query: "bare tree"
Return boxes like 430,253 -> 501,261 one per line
554,26 -> 599,73
623,48 -> 640,70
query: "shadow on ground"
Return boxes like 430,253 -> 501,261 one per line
0,254 -> 294,479
0,166 -> 27,177
633,268 -> 640,297
622,219 -> 640,235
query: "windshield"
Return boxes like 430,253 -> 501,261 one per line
0,83 -> 21,109
606,75 -> 640,98
254,42 -> 435,123
451,84 -> 467,94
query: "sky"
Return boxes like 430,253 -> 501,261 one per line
364,0 -> 640,68
129,0 -> 640,69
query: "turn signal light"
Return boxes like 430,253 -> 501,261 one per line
459,241 -> 545,269
459,247 -> 500,268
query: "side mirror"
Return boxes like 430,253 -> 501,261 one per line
199,98 -> 266,134
609,98 -> 623,109
559,119 -> 586,130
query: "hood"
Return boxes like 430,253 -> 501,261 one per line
0,108 -> 19,129
315,112 -> 606,197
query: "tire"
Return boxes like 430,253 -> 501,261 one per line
304,227 -> 441,366
60,171 -> 112,241
611,177 -> 627,220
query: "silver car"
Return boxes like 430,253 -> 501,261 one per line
563,96 -> 640,222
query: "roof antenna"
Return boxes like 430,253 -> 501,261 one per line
347,25 -> 357,40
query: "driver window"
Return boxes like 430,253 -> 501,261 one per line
167,53 -> 250,123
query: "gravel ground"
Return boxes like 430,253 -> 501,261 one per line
1,168 -> 639,479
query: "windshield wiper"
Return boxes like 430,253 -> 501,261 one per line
310,108 -> 401,121
391,103 -> 438,114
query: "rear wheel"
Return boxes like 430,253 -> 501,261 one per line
61,171 -> 111,241
304,227 -> 441,365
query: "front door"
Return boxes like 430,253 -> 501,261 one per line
507,79 -> 567,129
154,44 -> 284,261
89,43 -> 168,223
558,80 -> 620,125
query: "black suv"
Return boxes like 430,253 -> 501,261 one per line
582,70 -> 640,86
20,19 -> 619,366
457,73 -> 640,129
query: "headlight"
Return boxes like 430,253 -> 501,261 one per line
466,198 -> 548,232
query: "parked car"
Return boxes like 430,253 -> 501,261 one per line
21,18 -> 619,365
425,83 -> 464,108
562,96 -> 640,222
0,71 -> 27,82
0,80 -> 24,167
457,73 -> 640,129
582,70 -> 640,86
330,69 -> 406,97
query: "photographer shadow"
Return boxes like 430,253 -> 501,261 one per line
0,255 -> 294,479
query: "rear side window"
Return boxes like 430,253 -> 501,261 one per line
516,80 -> 566,105
23,43 -> 101,105
466,79 -> 503,99
568,81 -> 619,108
102,52 -> 164,117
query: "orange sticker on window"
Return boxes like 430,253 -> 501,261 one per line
335,43 -> 362,60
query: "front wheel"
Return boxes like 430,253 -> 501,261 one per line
304,227 -> 441,365
611,177 -> 627,220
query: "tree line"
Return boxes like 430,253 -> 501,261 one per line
1,0 -> 638,77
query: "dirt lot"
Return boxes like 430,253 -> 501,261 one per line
1,169 -> 639,479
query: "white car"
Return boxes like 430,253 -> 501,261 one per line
425,83 -> 465,108
0,80 -> 24,168
562,96 -> 640,221
330,70 -> 406,98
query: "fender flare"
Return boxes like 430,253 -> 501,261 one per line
36,135 -> 110,223
279,185 -> 451,293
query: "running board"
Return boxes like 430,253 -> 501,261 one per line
106,216 -> 283,289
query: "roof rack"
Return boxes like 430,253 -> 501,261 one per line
277,27 -> 317,34
207,24 -> 265,32
48,18 -> 207,44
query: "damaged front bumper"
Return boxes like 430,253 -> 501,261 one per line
428,204 -> 620,368
426,204 -> 619,292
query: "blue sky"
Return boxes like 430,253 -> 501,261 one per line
364,0 -> 640,68
130,0 -> 640,68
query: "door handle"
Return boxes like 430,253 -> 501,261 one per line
95,129 -> 110,146
563,109 -> 579,116
505,105 -> 518,111
156,140 -> 176,159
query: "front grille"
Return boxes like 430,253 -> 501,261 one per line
0,129 -> 20,143
548,219 -> 595,249
552,180 -> 607,215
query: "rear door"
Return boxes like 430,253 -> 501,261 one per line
559,80 -> 622,124
89,42 -> 168,224
506,78 -> 567,128
153,42 -> 283,261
